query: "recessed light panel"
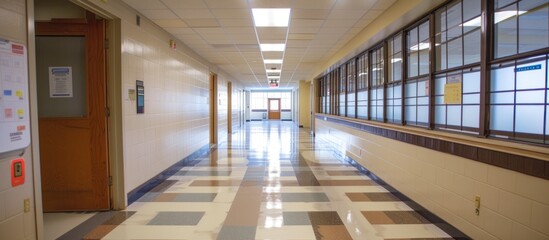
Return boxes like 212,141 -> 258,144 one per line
260,44 -> 286,51
252,8 -> 291,27
264,59 -> 283,64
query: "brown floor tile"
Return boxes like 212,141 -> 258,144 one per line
314,225 -> 353,240
362,211 -> 394,224
82,225 -> 117,240
154,193 -> 177,202
189,180 -> 241,186
308,211 -> 344,225
318,179 -> 375,186
102,211 -> 135,225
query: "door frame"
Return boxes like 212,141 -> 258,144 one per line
210,73 -> 218,147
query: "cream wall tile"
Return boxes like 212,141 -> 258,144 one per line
5,188 -> 24,218
511,222 -> 547,240
473,182 -> 499,211
487,167 -> 517,193
453,174 -> 476,201
480,208 -> 512,240
530,202 -> 549,236
0,214 -> 24,240
464,160 -> 488,183
0,160 -> 10,191
515,174 -> 549,205
498,190 -> 532,226
0,192 -> 5,221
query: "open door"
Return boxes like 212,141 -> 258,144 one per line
210,73 -> 218,146
268,98 -> 281,120
36,12 -> 110,211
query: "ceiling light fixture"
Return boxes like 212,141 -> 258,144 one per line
252,8 -> 291,27
264,59 -> 283,64
266,69 -> 282,73
260,43 -> 286,51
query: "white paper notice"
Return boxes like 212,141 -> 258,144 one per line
0,39 -> 30,154
49,66 -> 73,98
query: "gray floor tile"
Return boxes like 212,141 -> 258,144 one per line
147,212 -> 204,225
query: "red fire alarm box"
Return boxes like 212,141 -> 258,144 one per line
11,158 -> 25,187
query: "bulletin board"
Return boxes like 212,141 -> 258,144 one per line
0,38 -> 30,155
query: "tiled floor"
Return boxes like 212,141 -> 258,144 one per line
67,121 -> 467,239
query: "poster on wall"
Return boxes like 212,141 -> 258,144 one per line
0,38 -> 30,155
48,66 -> 73,97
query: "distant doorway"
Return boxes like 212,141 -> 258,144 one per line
268,98 -> 281,120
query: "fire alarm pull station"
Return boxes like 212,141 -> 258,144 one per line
136,80 -> 144,114
11,158 -> 25,187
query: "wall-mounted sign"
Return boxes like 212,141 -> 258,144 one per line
49,66 -> 73,97
136,80 -> 144,114
444,82 -> 462,104
515,64 -> 541,72
0,39 -> 30,155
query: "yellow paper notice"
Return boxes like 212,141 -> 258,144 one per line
444,83 -> 462,104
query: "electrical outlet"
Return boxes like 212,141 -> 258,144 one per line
24,198 -> 30,213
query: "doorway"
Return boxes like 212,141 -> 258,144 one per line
36,12 -> 110,211
268,98 -> 281,120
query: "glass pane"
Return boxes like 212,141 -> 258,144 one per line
36,36 -> 87,118
419,21 -> 430,42
516,60 -> 546,89
463,93 -> 480,104
496,0 -> 516,8
418,80 -> 428,96
435,96 -> 445,104
406,106 -> 417,123
394,105 -> 402,121
447,105 -> 462,126
394,35 -> 402,53
406,82 -> 417,97
463,0 -> 481,22
495,5 -> 519,58
418,106 -> 429,123
418,96 -> 429,105
435,106 -> 446,124
491,66 -> 516,91
464,29 -> 481,65
463,71 -> 481,93
436,41 -> 447,70
463,105 -> 480,128
519,0 -> 549,53
447,1 -> 462,29
490,105 -> 514,131
394,85 -> 402,98
435,8 -> 446,33
408,52 -> 419,77
448,37 -> 463,68
419,47 -> 430,75
516,90 -> 545,103
516,105 -> 544,134
491,92 -> 515,104
270,100 -> 279,110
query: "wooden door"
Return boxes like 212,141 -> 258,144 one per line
268,98 -> 281,120
36,12 -> 110,211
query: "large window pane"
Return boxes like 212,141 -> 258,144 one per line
516,105 -> 545,134
518,0 -> 549,53
495,5 -> 519,58
490,105 -> 515,131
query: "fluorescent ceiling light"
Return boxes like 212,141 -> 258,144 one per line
264,59 -> 283,64
266,69 -> 281,73
372,68 -> 382,71
268,76 -> 280,79
260,43 -> 285,51
460,11 -> 527,27
409,42 -> 430,51
358,72 -> 367,77
252,8 -> 291,27
391,58 -> 402,63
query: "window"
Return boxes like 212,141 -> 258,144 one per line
357,54 -> 369,119
494,0 -> 549,58
434,68 -> 481,132
251,92 -> 266,110
370,46 -> 385,121
387,34 -> 403,123
347,60 -> 357,118
435,0 -> 481,70
489,54 -> 549,143
406,20 -> 431,127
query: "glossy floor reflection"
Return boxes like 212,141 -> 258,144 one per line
81,121 -> 464,239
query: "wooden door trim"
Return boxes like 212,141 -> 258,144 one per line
268,98 -> 281,120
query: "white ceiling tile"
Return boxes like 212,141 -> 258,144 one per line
193,27 -> 225,34
289,27 -> 320,34
362,10 -> 384,20
290,19 -> 324,28
262,51 -> 284,59
323,19 -> 357,27
291,9 -> 331,19
166,27 -> 195,34
140,9 -> 178,19
328,10 -> 366,20
288,33 -> 315,40
184,18 -> 220,27
256,27 -> 288,42
293,0 -> 336,9
204,0 -> 248,9
333,0 -> 376,10
249,0 -> 292,8
161,0 -> 208,9
152,19 -> 188,28
123,0 -> 165,10
372,0 -> 397,10
173,9 -> 214,19
211,9 -> 251,19
219,19 -> 254,27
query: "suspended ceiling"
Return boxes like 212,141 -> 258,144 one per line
121,0 -> 398,89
